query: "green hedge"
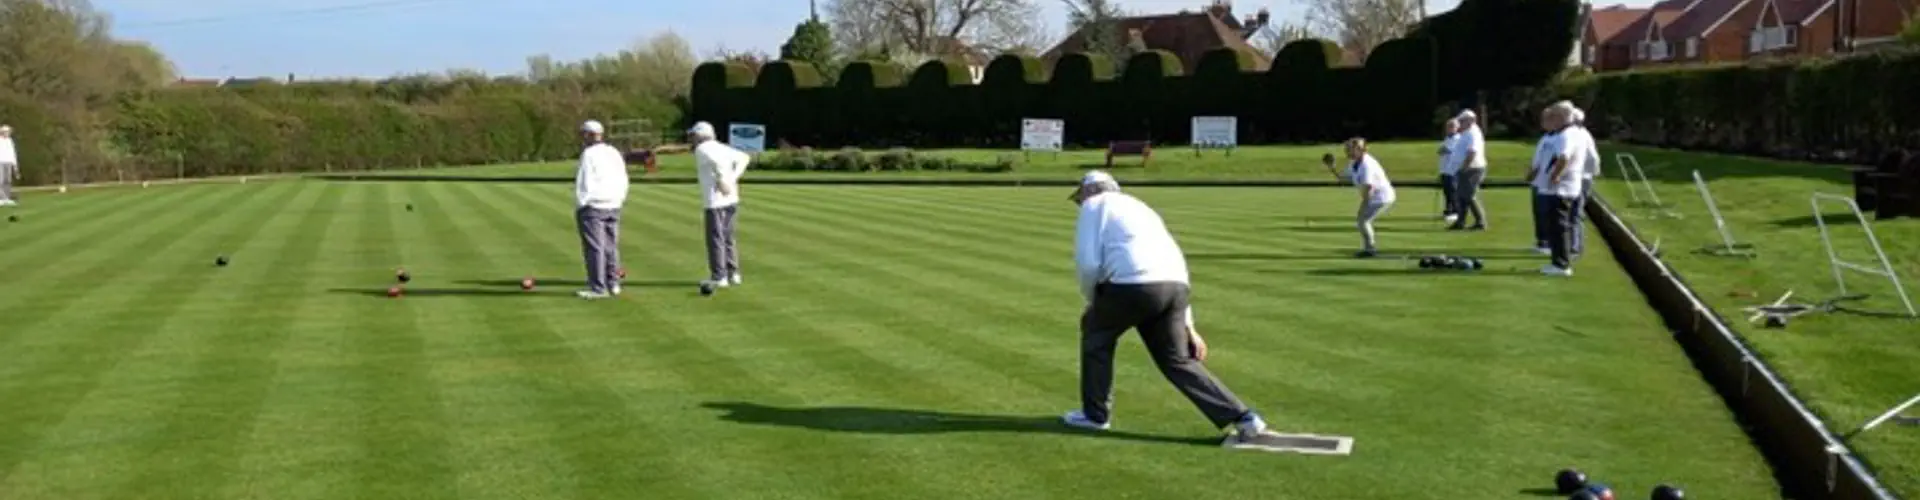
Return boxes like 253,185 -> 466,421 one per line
94,83 -> 678,180
752,147 -> 1015,173
689,0 -> 1579,148
1564,48 -> 1920,162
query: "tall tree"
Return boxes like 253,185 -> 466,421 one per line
781,16 -> 835,68
524,31 -> 697,99
824,0 -> 1044,57
1060,0 -> 1130,65
1302,0 -> 1423,61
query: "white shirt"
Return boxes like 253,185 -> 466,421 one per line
694,140 -> 751,209
1075,191 -> 1191,302
574,142 -> 630,209
1531,131 -> 1590,198
1452,125 -> 1487,170
1566,125 -> 1601,180
1437,133 -> 1459,175
1349,154 -> 1397,204
0,136 -> 16,164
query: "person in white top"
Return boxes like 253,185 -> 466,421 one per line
1436,119 -> 1461,224
1526,102 -> 1592,277
688,122 -> 751,289
1344,138 -> 1397,258
1563,105 -> 1600,256
1062,170 -> 1270,443
1447,110 -> 1489,231
573,120 -> 631,299
0,125 -> 18,206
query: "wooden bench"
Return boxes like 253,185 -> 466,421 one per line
1106,140 -> 1152,168
625,149 -> 660,173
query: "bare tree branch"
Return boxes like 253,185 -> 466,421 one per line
825,0 -> 1041,57
1301,0 -> 1422,61
1251,21 -> 1316,57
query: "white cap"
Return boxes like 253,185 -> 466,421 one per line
688,121 -> 715,138
581,120 -> 604,134
1082,170 -> 1116,186
1456,109 -> 1476,120
1570,108 -> 1587,123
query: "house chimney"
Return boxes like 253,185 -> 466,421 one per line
1257,8 -> 1270,25
1206,0 -> 1231,20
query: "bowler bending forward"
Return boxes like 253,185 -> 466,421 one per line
689,122 -> 751,289
573,120 -> 631,299
1063,170 -> 1270,442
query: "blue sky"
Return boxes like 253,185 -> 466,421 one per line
96,0 -> 1625,79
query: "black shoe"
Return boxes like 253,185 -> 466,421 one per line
1355,249 -> 1378,258
1468,224 -> 1487,231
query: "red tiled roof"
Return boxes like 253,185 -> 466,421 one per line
1043,11 -> 1267,72
1619,0 -> 1688,40
1774,0 -> 1832,24
1664,0 -> 1749,39
1589,5 -> 1650,44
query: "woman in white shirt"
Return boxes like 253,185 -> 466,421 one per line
1345,138 -> 1397,258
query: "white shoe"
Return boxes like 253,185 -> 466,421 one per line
1061,410 -> 1111,431
1443,214 -> 1459,224
1532,247 -> 1551,255
576,289 -> 611,300
1540,265 -> 1573,277
729,274 -> 742,286
705,279 -> 731,289
610,285 -> 622,296
1232,412 -> 1269,440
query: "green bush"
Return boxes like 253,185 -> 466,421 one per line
1571,48 -> 1920,161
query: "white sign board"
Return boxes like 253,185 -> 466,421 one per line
1021,118 -> 1064,152
728,123 -> 767,154
1191,116 -> 1238,151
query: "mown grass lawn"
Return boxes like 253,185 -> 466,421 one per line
0,178 -> 1781,499
1593,143 -> 1920,496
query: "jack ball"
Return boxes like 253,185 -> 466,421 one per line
616,267 -> 627,280
1650,485 -> 1685,500
387,286 -> 403,298
521,277 -> 536,290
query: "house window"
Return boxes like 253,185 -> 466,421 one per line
1650,41 -> 1670,60
1586,46 -> 1597,63
1685,38 -> 1699,58
1749,30 -> 1764,53
1637,42 -> 1649,59
1783,25 -> 1798,46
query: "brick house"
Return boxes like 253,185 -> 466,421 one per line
1583,4 -> 1650,71
1584,0 -> 1916,71
1042,0 -> 1270,74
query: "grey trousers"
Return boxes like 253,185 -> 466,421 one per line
576,207 -> 622,292
0,162 -> 14,201
1452,168 -> 1486,227
704,204 -> 740,280
1572,178 -> 1592,255
1358,200 -> 1393,251
1080,282 -> 1253,428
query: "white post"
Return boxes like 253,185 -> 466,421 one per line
1810,193 -> 1917,317
1693,170 -> 1751,256
1859,394 -> 1920,434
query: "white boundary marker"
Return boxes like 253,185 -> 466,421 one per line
1848,393 -> 1920,437
1223,431 -> 1355,456
1693,170 -> 1755,257
1810,193 -> 1917,317
1616,153 -> 1680,218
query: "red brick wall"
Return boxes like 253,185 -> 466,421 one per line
1854,0 -> 1918,39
